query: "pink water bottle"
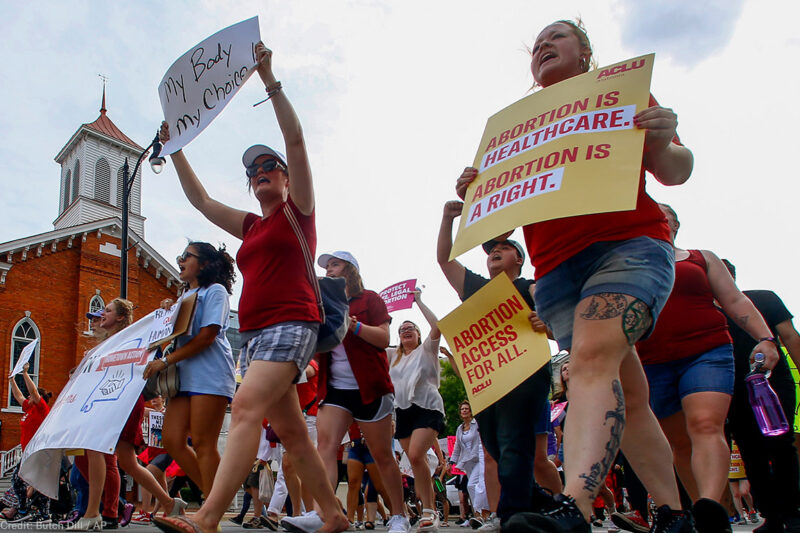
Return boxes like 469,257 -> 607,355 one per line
745,353 -> 790,436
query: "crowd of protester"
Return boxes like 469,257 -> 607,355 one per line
7,18 -> 800,533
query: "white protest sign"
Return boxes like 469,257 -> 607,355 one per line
19,312 -> 158,497
159,16 -> 261,154
147,411 -> 164,448
147,297 -> 183,346
10,338 -> 38,377
379,279 -> 417,313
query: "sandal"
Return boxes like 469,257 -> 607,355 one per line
152,515 -> 206,533
364,521 -> 375,530
418,509 -> 440,532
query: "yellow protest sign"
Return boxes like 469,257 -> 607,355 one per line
438,273 -> 551,413
450,54 -> 655,260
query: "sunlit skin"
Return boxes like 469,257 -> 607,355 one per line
249,155 -> 289,206
485,242 -> 523,278
398,322 -> 421,351
530,22 -> 588,88
177,246 -> 202,289
99,303 -> 125,334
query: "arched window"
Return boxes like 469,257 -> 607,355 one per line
72,160 -> 81,202
7,318 -> 41,409
63,170 -> 72,212
87,295 -> 105,333
94,158 -> 111,203
116,166 -> 126,207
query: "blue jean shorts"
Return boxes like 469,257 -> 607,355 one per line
240,321 -> 319,383
534,236 -> 675,350
644,343 -> 735,419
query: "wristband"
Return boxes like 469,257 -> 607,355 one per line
163,355 -> 169,367
759,336 -> 779,348
253,81 -> 282,107
354,322 -> 362,336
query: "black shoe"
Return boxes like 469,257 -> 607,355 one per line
260,516 -> 279,531
650,505 -> 695,533
691,499 -> 730,533
229,515 -> 245,525
501,494 -> 590,533
102,516 -> 119,530
530,484 -> 560,514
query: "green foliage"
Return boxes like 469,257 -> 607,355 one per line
439,358 -> 467,437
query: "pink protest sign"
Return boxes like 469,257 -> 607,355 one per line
446,435 -> 466,475
379,279 -> 417,313
551,401 -> 568,423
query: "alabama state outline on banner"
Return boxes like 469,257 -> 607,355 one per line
450,54 -> 654,260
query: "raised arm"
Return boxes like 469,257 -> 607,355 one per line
413,290 -> 440,341
21,363 -> 41,404
161,124 -> 249,239
703,250 -> 780,369
8,374 -> 25,406
437,201 -> 467,298
439,346 -> 462,380
254,42 -> 314,215
635,105 -> 693,186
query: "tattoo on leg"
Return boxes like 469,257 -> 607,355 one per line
622,299 -> 653,345
579,293 -> 627,320
578,380 -> 625,495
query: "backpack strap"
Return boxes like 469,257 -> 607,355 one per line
283,203 -> 325,322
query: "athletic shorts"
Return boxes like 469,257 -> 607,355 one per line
320,386 -> 394,423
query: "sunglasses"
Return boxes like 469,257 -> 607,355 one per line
176,251 -> 201,264
246,159 -> 287,178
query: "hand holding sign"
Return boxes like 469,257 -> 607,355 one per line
10,338 -> 38,378
379,279 -> 417,313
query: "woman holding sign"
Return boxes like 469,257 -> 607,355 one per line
386,290 -> 445,532
71,299 -> 187,531
456,19 -> 696,533
142,242 -> 236,497
153,42 -> 348,533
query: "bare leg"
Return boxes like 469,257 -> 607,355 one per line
399,427 -> 439,512
482,449 -> 500,513
189,361 -> 347,533
565,294 -> 682,520
116,441 -> 176,510
659,410 -> 700,501
188,394 -> 228,496
346,460 -> 365,522
534,434 -> 563,494
359,415 -> 406,516
681,391 -> 732,501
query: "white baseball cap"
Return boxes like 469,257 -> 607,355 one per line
318,251 -> 359,272
242,144 -> 287,168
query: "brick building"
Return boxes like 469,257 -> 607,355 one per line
0,93 -> 181,451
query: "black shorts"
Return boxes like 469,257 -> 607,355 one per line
320,386 -> 393,422
149,452 -> 173,472
454,474 -> 468,492
394,404 -> 445,439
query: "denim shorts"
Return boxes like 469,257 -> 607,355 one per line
534,236 -> 675,350
240,321 -> 319,383
643,343 -> 735,419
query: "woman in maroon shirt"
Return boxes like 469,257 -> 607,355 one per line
635,204 -> 779,529
153,42 -> 347,533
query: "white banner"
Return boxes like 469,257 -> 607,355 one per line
159,16 -> 261,154
19,312 -> 159,497
147,296 -> 184,346
9,338 -> 38,377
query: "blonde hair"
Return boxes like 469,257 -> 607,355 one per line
394,321 -> 422,360
107,298 -> 134,334
530,17 -> 598,88
342,262 -> 364,298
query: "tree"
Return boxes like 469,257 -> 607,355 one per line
439,358 -> 467,437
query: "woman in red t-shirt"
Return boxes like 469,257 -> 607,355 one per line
635,204 -> 779,527
307,251 -> 410,533
153,43 -> 347,533
6,362 -> 51,521
454,18 -> 697,531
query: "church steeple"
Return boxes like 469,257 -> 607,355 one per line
99,74 -> 108,116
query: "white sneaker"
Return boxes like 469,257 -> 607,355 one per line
475,515 -> 499,533
386,514 -> 411,533
281,511 -> 324,533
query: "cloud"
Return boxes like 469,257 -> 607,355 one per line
618,0 -> 745,67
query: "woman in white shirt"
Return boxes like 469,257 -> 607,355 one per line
450,402 -> 489,524
387,291 -> 445,532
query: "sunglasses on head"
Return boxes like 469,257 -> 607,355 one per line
246,159 -> 286,178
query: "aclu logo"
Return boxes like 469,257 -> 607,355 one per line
596,59 -> 645,79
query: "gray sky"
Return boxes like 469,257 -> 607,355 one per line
1,0 -> 798,346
